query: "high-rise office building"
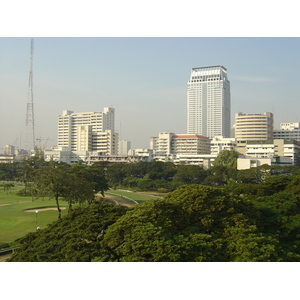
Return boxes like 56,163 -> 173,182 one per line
187,65 -> 231,138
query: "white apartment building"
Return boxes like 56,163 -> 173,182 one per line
234,112 -> 274,154
187,65 -> 231,138
273,122 -> 300,141
57,107 -> 117,155
240,139 -> 300,167
172,134 -> 211,155
150,132 -> 211,162
210,136 -> 237,156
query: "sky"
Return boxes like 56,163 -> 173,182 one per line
1,37 -> 300,151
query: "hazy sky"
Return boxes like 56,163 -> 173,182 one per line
1,37 -> 300,150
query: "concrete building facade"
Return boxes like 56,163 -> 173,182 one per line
187,65 -> 231,138
57,107 -> 117,155
150,132 -> 211,162
210,136 -> 237,156
118,140 -> 131,155
273,122 -> 300,141
237,139 -> 300,169
234,112 -> 274,154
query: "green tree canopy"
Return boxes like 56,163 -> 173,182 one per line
8,201 -> 130,262
214,150 -> 239,168
95,185 -> 278,262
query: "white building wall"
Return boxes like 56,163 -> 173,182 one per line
57,107 -> 116,153
118,140 -> 131,155
280,122 -> 300,130
210,136 -> 236,155
273,123 -> 300,141
187,65 -> 230,138
237,158 -> 272,170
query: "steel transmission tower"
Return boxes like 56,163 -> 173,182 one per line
25,38 -> 36,150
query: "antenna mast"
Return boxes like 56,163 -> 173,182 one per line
25,38 -> 36,150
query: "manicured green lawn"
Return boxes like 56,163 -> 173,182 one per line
0,186 -> 166,245
0,187 -> 68,244
107,189 -> 165,203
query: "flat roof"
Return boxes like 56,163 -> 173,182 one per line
192,65 -> 227,71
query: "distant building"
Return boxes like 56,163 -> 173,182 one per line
127,149 -> 153,162
273,122 -> 300,141
150,132 -> 211,163
0,154 -> 14,163
234,112 -> 274,154
210,136 -> 237,156
237,157 -> 294,170
44,147 -> 88,164
187,65 -> 231,138
118,140 -> 131,155
57,107 -> 118,155
4,145 -> 15,156
237,139 -> 300,169
85,149 -> 153,165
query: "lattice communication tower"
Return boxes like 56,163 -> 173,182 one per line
25,38 -> 36,150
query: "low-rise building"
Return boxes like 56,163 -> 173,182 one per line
210,136 -> 237,155
0,155 -> 14,163
237,139 -> 300,169
150,132 -> 211,162
273,122 -> 300,141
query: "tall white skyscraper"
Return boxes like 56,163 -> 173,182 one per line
187,65 -> 231,138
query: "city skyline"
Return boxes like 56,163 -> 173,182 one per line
1,37 -> 300,151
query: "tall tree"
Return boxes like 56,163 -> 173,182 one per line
34,166 -> 70,218
214,150 -> 239,168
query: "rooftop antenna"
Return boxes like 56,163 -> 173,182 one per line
25,38 -> 35,151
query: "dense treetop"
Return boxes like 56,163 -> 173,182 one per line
8,181 -> 300,262
3,150 -> 300,261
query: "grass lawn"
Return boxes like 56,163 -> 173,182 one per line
0,186 -> 167,245
107,189 -> 165,203
0,187 -> 68,244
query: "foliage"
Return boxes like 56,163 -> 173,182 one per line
214,150 -> 239,168
4,156 -> 300,261
1,183 -> 14,194
173,164 -> 207,185
94,185 -> 286,262
204,165 -> 237,186
237,164 -> 272,184
7,201 -> 130,262
6,180 -> 300,262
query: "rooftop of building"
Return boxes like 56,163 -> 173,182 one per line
172,134 -> 210,140
192,65 -> 227,71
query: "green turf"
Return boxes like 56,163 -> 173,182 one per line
0,187 -> 68,244
107,189 -> 164,203
0,187 -> 166,245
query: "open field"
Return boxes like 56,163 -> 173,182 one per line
0,187 -> 68,244
0,186 -> 165,245
106,189 -> 165,203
